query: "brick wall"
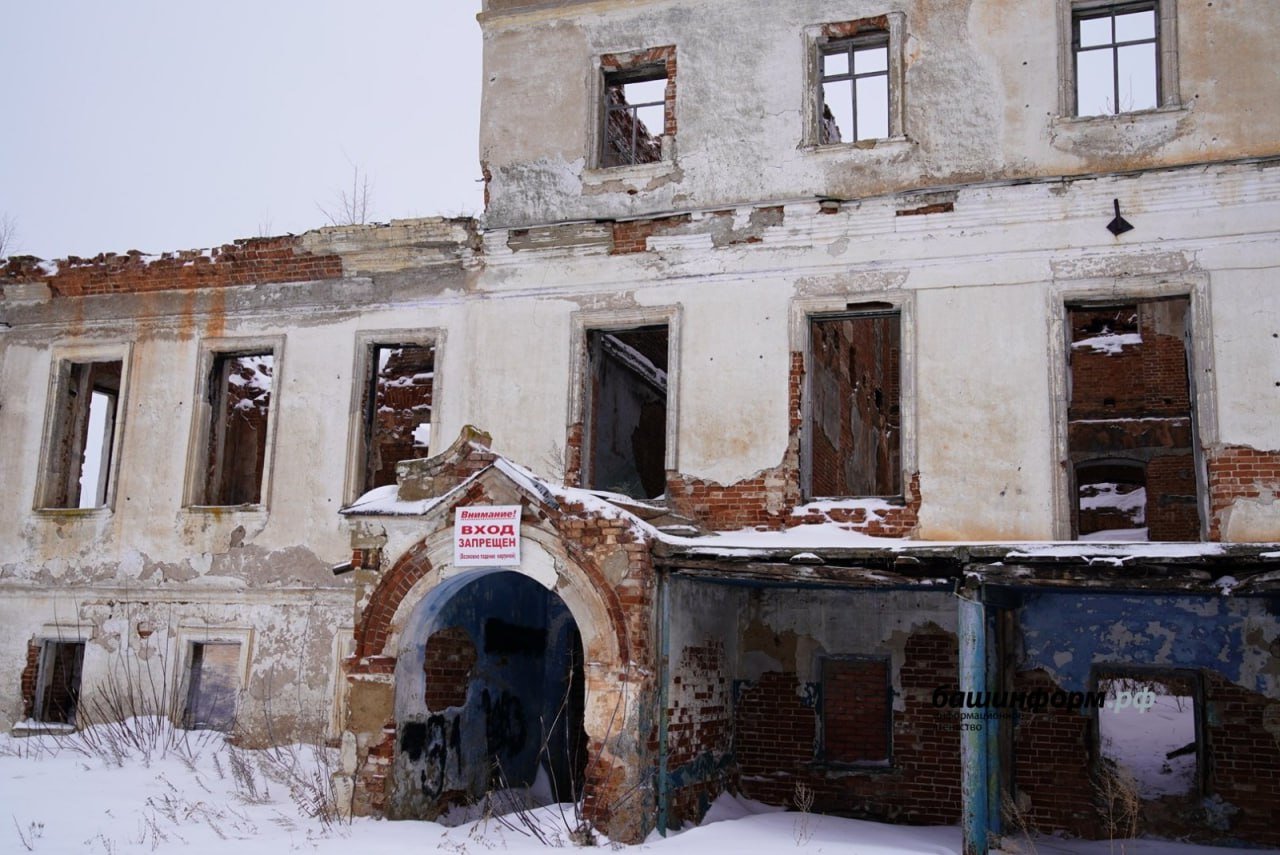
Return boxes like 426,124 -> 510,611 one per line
3,235 -> 343,296
20,640 -> 40,720
1012,669 -> 1095,833
1201,671 -> 1280,846
1207,445 -> 1280,540
423,626 -> 476,711
610,214 -> 691,255
822,658 -> 890,763
666,641 -> 733,825
733,628 -> 961,824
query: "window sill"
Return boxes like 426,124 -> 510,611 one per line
801,135 -> 912,155
12,720 -> 77,737
32,506 -> 112,519
184,504 -> 268,516
798,495 -> 907,506
1052,103 -> 1189,129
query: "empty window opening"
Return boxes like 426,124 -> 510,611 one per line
1096,671 -> 1200,799
585,325 -> 669,499
184,642 -> 241,731
363,343 -> 435,493
603,66 -> 668,167
34,640 -> 85,725
807,312 -> 901,497
1066,298 -> 1198,540
41,360 -> 122,509
821,657 -> 891,765
820,32 -> 890,143
1074,2 -> 1159,116
201,352 -> 273,506
1077,460 -> 1147,541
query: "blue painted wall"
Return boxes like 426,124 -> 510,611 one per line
1019,592 -> 1279,697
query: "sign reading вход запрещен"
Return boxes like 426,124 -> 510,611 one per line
454,506 -> 521,567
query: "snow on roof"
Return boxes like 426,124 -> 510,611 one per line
342,484 -> 450,517
660,522 -> 902,551
1002,542 -> 1227,560
344,451 -> 1277,571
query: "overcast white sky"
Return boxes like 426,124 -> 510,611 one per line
1,2 -> 483,261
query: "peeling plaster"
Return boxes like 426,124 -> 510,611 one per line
1020,593 -> 1280,697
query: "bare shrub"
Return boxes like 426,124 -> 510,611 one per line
1095,760 -> 1141,854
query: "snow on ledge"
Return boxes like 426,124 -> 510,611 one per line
1004,542 -> 1227,560
343,484 -> 449,516
1072,331 -> 1142,354
658,522 -> 908,552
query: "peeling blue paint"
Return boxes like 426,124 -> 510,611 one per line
1020,593 -> 1277,695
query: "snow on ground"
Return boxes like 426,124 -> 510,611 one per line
2,721 -> 1272,854
1098,679 -> 1196,798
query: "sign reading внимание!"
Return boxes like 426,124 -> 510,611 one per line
454,506 -> 521,567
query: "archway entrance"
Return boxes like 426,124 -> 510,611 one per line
389,569 -> 587,820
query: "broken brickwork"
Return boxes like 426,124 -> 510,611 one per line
3,235 -> 343,296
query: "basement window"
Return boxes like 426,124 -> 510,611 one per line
33,640 -> 85,725
184,642 -> 242,731
1095,670 -> 1201,799
584,325 -> 669,500
193,350 -> 275,506
38,359 -> 123,509
599,47 -> 676,168
360,343 -> 435,493
821,656 -> 891,765
806,310 -> 902,498
1065,297 -> 1199,540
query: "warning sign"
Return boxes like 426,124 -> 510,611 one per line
454,505 -> 521,567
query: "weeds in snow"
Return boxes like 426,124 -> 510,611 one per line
12,816 -> 44,851
792,781 -> 816,846
1094,760 -> 1141,855
1000,790 -> 1038,855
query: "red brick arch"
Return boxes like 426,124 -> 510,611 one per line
353,517 -> 636,667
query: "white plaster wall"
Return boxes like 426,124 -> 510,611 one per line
915,284 -> 1056,540
1207,268 -> 1280,451
672,276 -> 793,482
480,0 -> 1280,229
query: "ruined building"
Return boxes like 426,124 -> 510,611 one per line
2,2 -> 1279,853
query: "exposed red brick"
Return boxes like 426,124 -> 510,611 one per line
610,214 -> 691,255
423,626 -> 476,710
734,627 -> 961,824
1207,445 -> 1280,540
20,640 -> 40,720
3,235 -> 343,297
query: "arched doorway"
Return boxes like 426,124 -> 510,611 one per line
389,568 -> 587,820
